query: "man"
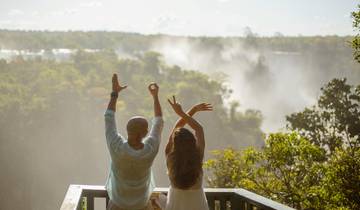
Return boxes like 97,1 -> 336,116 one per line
104,73 -> 163,210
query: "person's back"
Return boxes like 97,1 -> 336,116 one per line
164,98 -> 212,210
104,74 -> 163,210
165,166 -> 207,210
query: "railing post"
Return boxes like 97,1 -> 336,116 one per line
247,202 -> 254,210
86,195 -> 94,210
230,195 -> 243,210
106,195 -> 109,208
207,195 -> 215,210
219,197 -> 227,210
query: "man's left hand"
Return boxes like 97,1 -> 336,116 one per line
148,83 -> 159,97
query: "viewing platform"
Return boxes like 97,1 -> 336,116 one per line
60,185 -> 295,210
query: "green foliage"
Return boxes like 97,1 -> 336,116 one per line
319,147 -> 360,210
206,78 -> 360,209
205,133 -> 326,209
287,78 -> 360,155
352,5 -> 360,63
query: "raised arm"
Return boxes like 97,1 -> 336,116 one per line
167,96 -> 208,155
146,83 -> 164,149
166,102 -> 212,154
173,103 -> 212,129
148,83 -> 162,117
105,74 -> 127,146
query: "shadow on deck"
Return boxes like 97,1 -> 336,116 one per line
60,185 -> 295,210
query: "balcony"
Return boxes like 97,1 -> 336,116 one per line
60,185 -> 295,210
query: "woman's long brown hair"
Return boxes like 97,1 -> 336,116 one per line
167,127 -> 202,189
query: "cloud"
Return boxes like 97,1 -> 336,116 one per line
343,13 -> 351,18
51,9 -> 78,17
151,13 -> 188,32
0,19 -> 38,29
153,14 -> 177,29
31,11 -> 40,17
217,0 -> 231,3
0,20 -> 13,26
8,9 -> 24,16
80,1 -> 103,8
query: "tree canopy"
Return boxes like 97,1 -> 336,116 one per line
205,78 -> 360,209
352,4 -> 360,63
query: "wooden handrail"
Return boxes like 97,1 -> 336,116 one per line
60,185 -> 295,210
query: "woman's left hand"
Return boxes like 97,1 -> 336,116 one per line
193,103 -> 213,112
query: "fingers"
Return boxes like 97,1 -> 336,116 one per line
148,83 -> 159,91
167,98 -> 173,105
168,95 -> 176,105
167,95 -> 178,106
205,104 -> 213,111
196,102 -> 213,111
112,74 -> 120,85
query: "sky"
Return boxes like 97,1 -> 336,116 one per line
0,0 -> 358,36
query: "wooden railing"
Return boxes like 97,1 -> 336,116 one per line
60,185 -> 295,210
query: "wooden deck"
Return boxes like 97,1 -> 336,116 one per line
60,185 -> 295,210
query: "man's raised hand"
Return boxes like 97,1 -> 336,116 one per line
112,74 -> 127,93
148,83 -> 159,97
149,83 -> 162,117
193,103 -> 213,113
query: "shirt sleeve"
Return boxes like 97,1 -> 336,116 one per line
104,109 -> 124,154
145,116 -> 164,150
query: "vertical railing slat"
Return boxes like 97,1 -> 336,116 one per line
207,195 -> 215,210
106,195 -> 109,208
230,195 -> 242,210
219,197 -> 227,210
86,195 -> 94,210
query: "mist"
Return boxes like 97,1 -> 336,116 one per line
149,35 -> 360,131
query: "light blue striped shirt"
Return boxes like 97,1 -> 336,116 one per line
104,109 -> 164,209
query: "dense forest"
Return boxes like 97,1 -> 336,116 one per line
0,25 -> 359,210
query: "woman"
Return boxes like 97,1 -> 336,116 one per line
165,96 -> 212,210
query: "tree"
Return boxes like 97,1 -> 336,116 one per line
206,78 -> 360,209
205,133 -> 326,209
318,147 -> 360,210
352,4 -> 360,63
287,78 -> 360,155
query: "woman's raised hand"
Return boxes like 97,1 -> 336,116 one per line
193,103 -> 213,112
167,96 -> 185,116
